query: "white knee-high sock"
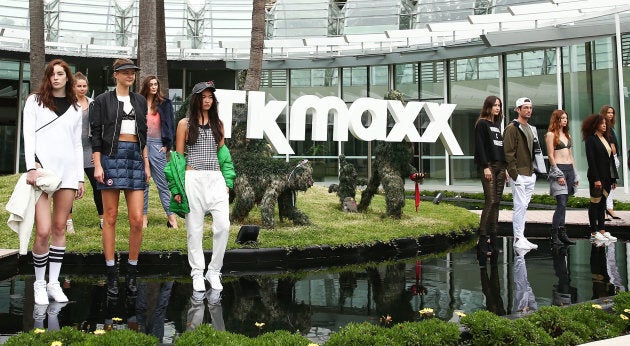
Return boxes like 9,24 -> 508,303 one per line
32,251 -> 49,282
48,245 -> 65,284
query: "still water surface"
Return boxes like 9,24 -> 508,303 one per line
0,238 -> 627,343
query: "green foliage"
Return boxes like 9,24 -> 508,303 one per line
83,329 -> 158,346
4,327 -> 88,346
460,310 -> 519,345
387,319 -> 460,346
325,322 -> 397,346
564,304 -> 626,341
4,327 -> 158,346
612,290 -> 630,315
511,318 -> 554,346
250,330 -> 311,345
175,324 -> 249,345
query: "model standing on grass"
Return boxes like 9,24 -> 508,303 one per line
67,72 -> 103,232
545,110 -> 578,246
23,58 -> 84,305
503,97 -> 546,251
90,58 -> 149,296
473,95 -> 506,257
139,75 -> 177,229
581,113 -> 618,242
173,81 -> 235,292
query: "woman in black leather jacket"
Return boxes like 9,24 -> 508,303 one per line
90,58 -> 149,297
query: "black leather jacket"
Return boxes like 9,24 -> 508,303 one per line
90,90 -> 148,156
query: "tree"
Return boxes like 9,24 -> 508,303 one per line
29,0 -> 46,92
137,0 -> 157,83
156,0 -> 169,96
243,0 -> 266,91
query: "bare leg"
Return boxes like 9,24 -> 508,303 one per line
101,189 -> 121,261
125,189 -> 144,261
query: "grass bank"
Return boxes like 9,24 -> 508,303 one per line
0,174 -> 478,253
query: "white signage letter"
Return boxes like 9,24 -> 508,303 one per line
289,95 -> 349,141
246,91 -> 292,154
348,98 -> 387,141
386,100 -> 422,142
422,102 -> 462,155
215,89 -> 246,138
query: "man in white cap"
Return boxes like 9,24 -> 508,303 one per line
503,97 -> 546,250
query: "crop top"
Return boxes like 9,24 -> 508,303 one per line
554,138 -> 572,150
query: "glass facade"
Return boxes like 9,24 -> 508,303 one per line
0,1 -> 628,189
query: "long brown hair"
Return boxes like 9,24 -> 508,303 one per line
139,75 -> 165,113
187,89 -> 223,146
35,59 -> 77,112
599,105 -> 615,126
547,109 -> 571,147
475,95 -> 503,125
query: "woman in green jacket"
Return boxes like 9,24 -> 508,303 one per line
173,81 -> 234,293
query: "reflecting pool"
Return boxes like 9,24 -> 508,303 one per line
0,238 -> 627,343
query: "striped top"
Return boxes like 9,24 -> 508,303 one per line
186,124 -> 219,171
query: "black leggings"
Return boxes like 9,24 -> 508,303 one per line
588,179 -> 611,233
84,167 -> 104,216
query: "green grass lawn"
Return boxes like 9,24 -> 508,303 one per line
0,174 -> 478,254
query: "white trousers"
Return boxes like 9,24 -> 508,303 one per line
185,170 -> 230,277
606,188 -> 614,210
511,173 -> 536,239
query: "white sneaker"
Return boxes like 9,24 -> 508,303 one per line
514,238 -> 533,250
524,239 -> 538,250
592,232 -> 608,241
603,232 -> 617,241
205,271 -> 223,291
192,274 -> 205,292
47,281 -> 69,302
66,219 -> 75,234
34,280 -> 49,305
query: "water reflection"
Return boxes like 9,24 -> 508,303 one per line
186,289 -> 224,331
551,245 -> 576,306
479,260 -> 506,316
0,239 -> 627,342
513,248 -> 537,314
591,241 -> 626,299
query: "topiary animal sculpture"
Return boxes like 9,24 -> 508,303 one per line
231,151 -> 314,228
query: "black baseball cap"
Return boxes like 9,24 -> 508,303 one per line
192,81 -> 216,94
114,63 -> 140,71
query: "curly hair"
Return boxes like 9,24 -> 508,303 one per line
35,59 -> 78,112
547,109 -> 571,147
581,113 -> 609,141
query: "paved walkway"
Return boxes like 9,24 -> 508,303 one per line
470,209 -> 630,227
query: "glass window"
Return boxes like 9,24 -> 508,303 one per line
449,56 -> 500,184
369,65 -> 388,99
394,63 -> 418,100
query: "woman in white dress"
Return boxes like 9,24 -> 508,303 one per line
23,58 -> 84,305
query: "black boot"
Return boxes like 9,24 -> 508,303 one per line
558,227 -> 576,245
550,228 -> 564,246
125,264 -> 138,296
106,266 -> 119,296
